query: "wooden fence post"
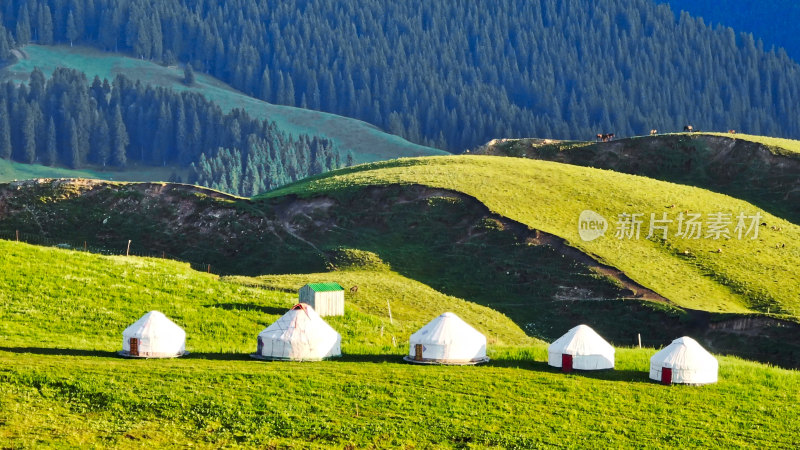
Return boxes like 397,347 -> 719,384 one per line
15,230 -> 19,242
126,240 -> 132,256
638,333 -> 642,348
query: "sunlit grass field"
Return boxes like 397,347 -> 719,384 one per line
0,239 -> 798,447
263,156 -> 800,318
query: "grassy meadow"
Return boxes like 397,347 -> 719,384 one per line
0,158 -> 188,185
1,45 -> 446,164
263,156 -> 800,318
0,239 -> 798,447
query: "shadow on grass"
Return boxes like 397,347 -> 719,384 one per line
0,346 -> 118,358
335,353 -> 407,364
184,352 -> 253,361
203,303 -> 288,316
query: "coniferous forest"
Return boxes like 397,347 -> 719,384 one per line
657,0 -> 800,63
2,0 -> 800,153
0,68 -> 347,196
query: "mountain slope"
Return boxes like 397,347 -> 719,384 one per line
473,133 -> 800,224
264,156 -> 800,316
1,45 -> 446,164
657,0 -> 800,62
2,0 -> 800,149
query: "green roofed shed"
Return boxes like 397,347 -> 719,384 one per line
306,282 -> 345,292
299,283 -> 345,316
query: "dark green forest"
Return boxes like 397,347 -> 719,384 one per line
2,0 -> 799,151
659,0 -> 800,63
0,68 -> 348,196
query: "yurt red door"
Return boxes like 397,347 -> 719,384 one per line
661,367 -> 672,385
415,344 -> 424,361
561,354 -> 573,373
129,338 -> 139,356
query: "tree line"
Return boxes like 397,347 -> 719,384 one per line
657,0 -> 800,64
3,0 -> 800,151
0,68 -> 349,196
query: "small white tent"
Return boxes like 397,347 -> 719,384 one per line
404,312 -> 489,365
649,336 -> 718,385
548,324 -> 615,372
120,311 -> 187,358
251,303 -> 341,361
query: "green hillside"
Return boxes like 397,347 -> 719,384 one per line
264,156 -> 800,317
0,239 -> 798,447
1,45 -> 446,165
0,158 -> 186,184
474,133 -> 800,224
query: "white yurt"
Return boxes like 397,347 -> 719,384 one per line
649,336 -> 718,385
548,324 -> 615,372
251,303 -> 341,361
404,312 -> 489,365
120,310 -> 187,358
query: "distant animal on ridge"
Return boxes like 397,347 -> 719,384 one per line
650,129 -> 658,136
684,125 -> 694,132
596,133 -> 615,142
728,129 -> 736,134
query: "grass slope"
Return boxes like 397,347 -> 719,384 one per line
2,45 -> 446,164
263,156 -> 800,317
0,240 -> 798,447
699,132 -> 800,156
474,133 -> 800,224
0,158 -> 186,184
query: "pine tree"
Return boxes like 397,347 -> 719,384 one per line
184,63 -> 196,86
45,117 -> 57,166
68,118 -> 81,168
110,105 -> 128,167
15,5 -> 32,45
66,11 -> 78,46
38,5 -> 54,45
0,99 -> 11,160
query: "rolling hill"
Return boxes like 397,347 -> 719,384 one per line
0,151 -> 797,367
264,155 -> 800,317
0,239 -> 798,447
473,133 -> 800,224
0,45 -> 446,166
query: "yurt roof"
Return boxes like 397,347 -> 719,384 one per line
123,310 -> 185,338
651,336 -> 717,367
258,303 -> 340,341
549,324 -> 614,356
305,282 -> 344,292
410,312 -> 485,345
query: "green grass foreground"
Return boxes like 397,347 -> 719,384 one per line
263,156 -> 800,318
0,240 -> 798,447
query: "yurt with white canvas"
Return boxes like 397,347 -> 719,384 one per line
119,310 -> 187,358
649,336 -> 718,385
405,312 -> 489,365
548,324 -> 615,372
252,303 -> 341,361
